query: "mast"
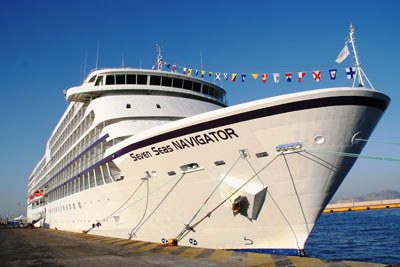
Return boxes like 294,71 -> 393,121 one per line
156,44 -> 163,71
348,24 -> 365,87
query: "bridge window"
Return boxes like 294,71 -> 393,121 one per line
203,85 -> 209,95
88,75 -> 96,83
183,80 -> 193,90
208,87 -> 215,97
127,74 -> 136,84
162,76 -> 172,87
137,75 -> 148,85
173,78 -> 183,88
116,75 -> 125,84
150,75 -> 161,85
106,75 -> 115,85
193,82 -> 201,92
95,76 -> 103,86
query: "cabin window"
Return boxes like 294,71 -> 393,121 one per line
150,75 -> 161,85
106,75 -> 115,85
173,78 -> 183,88
161,76 -> 172,87
137,75 -> 147,85
193,82 -> 201,92
88,75 -> 97,83
95,76 -> 104,86
116,75 -> 125,84
127,74 -> 136,84
183,80 -> 193,90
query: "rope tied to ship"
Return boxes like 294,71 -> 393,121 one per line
304,149 -> 400,162
354,138 -> 400,146
128,176 -> 150,239
127,172 -> 186,239
174,154 -> 242,241
174,154 -> 280,243
82,177 -> 146,234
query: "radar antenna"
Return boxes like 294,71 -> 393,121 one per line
156,44 -> 163,71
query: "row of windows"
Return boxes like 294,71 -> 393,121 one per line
34,115 -> 99,193
50,103 -> 86,148
30,104 -> 88,193
46,161 -> 122,204
89,74 -> 225,102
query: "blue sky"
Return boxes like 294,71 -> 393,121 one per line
1,0 -> 399,217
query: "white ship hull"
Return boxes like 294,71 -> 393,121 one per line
28,87 -> 389,255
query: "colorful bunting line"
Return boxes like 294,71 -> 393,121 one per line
162,60 -> 357,84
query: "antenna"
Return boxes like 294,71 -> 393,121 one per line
348,24 -> 365,87
95,40 -> 100,70
122,53 -> 124,68
156,44 -> 163,71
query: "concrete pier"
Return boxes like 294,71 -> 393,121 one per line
324,199 -> 400,213
0,227 -> 385,266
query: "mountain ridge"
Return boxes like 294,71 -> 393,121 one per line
333,189 -> 400,204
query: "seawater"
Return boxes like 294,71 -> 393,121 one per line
305,208 -> 400,265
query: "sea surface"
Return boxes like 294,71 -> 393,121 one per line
305,208 -> 400,265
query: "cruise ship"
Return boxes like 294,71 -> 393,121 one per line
27,28 -> 390,256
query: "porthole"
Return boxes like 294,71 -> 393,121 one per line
126,104 -> 131,109
314,135 -> 326,145
156,104 -> 161,109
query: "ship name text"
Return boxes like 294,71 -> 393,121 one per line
129,128 -> 238,162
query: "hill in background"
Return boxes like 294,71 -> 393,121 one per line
333,189 -> 400,204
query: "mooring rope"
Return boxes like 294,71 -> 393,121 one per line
304,149 -> 400,162
176,155 -> 279,242
128,173 -> 186,238
282,153 -> 310,235
83,178 -> 146,234
113,172 -> 186,216
128,177 -> 150,239
175,155 -> 242,241
354,138 -> 400,146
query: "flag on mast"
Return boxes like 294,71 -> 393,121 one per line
336,44 -> 350,64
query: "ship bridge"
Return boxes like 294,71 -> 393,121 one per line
66,69 -> 227,107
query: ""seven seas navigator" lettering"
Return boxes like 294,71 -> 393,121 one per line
129,128 -> 239,162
